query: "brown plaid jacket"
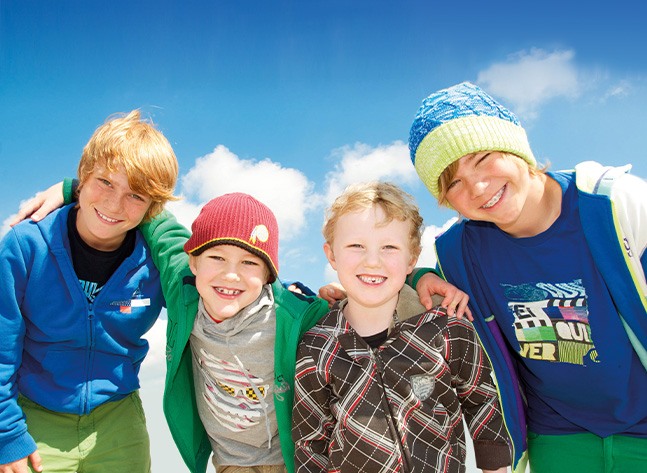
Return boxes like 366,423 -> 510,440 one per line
292,305 -> 511,473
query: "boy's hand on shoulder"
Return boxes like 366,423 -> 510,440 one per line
317,282 -> 346,307
286,281 -> 316,297
0,451 -> 42,473
416,272 -> 472,320
9,181 -> 65,226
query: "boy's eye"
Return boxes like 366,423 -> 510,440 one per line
98,178 -> 112,186
130,193 -> 146,202
447,179 -> 460,191
209,255 -> 225,261
383,245 -> 398,250
242,260 -> 259,266
348,244 -> 363,249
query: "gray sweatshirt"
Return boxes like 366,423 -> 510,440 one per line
190,285 -> 284,467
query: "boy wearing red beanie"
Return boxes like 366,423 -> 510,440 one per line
138,193 -> 329,473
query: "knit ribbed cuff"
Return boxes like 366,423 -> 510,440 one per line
473,439 -> 512,470
414,115 -> 535,198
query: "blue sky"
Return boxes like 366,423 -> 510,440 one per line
2,1 -> 646,471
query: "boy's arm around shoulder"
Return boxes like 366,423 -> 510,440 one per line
271,283 -> 329,473
138,210 -> 192,303
443,316 -> 511,471
407,266 -> 472,319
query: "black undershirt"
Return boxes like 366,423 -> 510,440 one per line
362,328 -> 389,349
67,207 -> 135,302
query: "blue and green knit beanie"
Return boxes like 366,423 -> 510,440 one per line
408,82 -> 536,199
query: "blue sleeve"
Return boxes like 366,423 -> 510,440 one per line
0,229 -> 37,464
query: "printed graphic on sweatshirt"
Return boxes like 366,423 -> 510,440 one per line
109,288 -> 151,313
79,279 -> 102,302
197,348 -> 270,432
501,279 -> 598,365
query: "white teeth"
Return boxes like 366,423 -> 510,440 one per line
216,287 -> 241,295
358,275 -> 385,284
96,210 -> 118,223
482,186 -> 505,209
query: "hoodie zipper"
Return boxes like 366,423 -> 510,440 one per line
84,303 -> 95,415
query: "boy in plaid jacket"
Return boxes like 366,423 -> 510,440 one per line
292,182 -> 511,473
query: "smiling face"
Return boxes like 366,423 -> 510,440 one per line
189,244 -> 270,322
443,151 -> 542,236
76,165 -> 152,251
324,205 -> 417,324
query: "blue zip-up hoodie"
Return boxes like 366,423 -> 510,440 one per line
412,162 -> 647,472
0,204 -> 164,464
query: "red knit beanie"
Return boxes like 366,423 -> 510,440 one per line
184,193 -> 279,282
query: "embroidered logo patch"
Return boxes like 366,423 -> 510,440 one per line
274,375 -> 291,401
110,288 -> 151,314
410,374 -> 435,401
250,224 -> 269,244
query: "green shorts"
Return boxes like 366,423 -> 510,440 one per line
19,391 -> 151,473
528,431 -> 647,473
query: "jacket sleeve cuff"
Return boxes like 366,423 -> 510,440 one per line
472,440 -> 512,470
406,267 -> 441,290
0,429 -> 37,465
63,177 -> 79,205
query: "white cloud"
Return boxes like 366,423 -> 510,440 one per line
418,217 -> 458,269
323,262 -> 338,287
175,145 -> 319,240
602,80 -> 631,101
323,141 -> 417,204
477,48 -> 581,119
139,312 -> 169,383
0,216 -> 14,238
1,195 -> 44,238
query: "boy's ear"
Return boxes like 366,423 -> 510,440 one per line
188,254 -> 199,276
407,254 -> 419,275
323,242 -> 337,270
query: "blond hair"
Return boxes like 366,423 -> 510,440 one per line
77,110 -> 179,221
323,181 -> 423,257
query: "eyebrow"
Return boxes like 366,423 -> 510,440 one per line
472,151 -> 491,160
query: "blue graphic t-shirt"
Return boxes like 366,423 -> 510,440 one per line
464,171 -> 647,437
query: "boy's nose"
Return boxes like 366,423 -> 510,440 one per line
469,180 -> 489,199
222,269 -> 241,282
363,249 -> 381,267
104,195 -> 124,212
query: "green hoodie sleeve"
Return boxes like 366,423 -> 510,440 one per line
406,266 -> 442,290
138,210 -> 192,302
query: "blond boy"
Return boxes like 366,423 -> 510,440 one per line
292,182 -> 511,473
0,110 -> 177,473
